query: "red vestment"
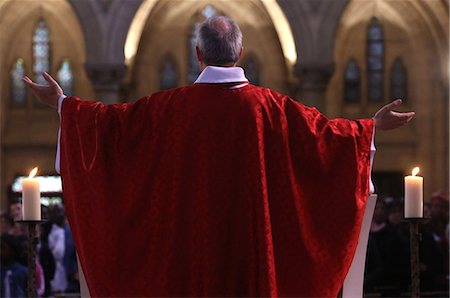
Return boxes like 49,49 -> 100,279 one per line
60,84 -> 373,297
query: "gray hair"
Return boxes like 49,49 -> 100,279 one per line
196,16 -> 243,66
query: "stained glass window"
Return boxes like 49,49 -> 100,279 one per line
33,19 -> 50,86
202,4 -> 216,18
344,59 -> 361,103
390,58 -> 407,101
244,57 -> 260,86
367,17 -> 384,102
57,59 -> 74,96
187,5 -> 217,84
160,56 -> 178,90
11,58 -> 27,105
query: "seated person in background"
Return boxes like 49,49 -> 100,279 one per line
0,211 -> 14,235
424,192 -> 449,290
0,233 -> 27,298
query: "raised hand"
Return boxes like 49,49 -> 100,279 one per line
22,72 -> 63,108
373,99 -> 415,130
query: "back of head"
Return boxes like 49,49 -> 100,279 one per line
196,16 -> 242,66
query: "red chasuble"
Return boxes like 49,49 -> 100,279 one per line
60,84 -> 373,297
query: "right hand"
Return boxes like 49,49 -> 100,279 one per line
22,72 -> 63,109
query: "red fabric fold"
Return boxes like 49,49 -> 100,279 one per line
60,84 -> 373,297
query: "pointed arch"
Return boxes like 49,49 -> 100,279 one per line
10,58 -> 27,105
57,58 -> 74,96
329,0 -> 449,197
125,0 -> 297,70
366,17 -> 384,102
343,59 -> 361,103
130,1 -> 290,97
33,19 -> 51,86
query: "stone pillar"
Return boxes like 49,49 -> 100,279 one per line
294,63 -> 334,113
85,63 -> 127,104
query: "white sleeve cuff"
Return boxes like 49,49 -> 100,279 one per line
369,127 -> 376,194
55,95 -> 66,174
57,95 -> 66,114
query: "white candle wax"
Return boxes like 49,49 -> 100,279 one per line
22,167 -> 41,220
404,167 -> 423,218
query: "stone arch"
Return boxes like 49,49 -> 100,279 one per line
0,0 -> 93,109
327,0 -> 449,198
127,0 -> 293,99
0,0 -> 94,204
125,0 -> 297,71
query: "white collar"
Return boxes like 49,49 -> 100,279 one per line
194,66 -> 249,84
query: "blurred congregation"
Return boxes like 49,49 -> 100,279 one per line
364,192 -> 449,296
1,202 -> 78,297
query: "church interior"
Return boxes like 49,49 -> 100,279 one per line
0,0 -> 448,296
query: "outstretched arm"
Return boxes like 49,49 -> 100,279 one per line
373,99 -> 415,130
22,73 -> 152,174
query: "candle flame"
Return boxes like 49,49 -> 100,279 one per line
412,167 -> 420,177
29,167 -> 38,178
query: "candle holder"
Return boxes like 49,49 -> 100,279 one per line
16,220 -> 46,298
403,217 -> 424,298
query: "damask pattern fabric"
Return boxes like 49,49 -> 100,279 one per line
60,84 -> 373,297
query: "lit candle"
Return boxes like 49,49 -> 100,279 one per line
22,167 -> 41,220
404,167 -> 423,218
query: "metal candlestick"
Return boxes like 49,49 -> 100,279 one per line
406,218 -> 422,298
16,220 -> 45,298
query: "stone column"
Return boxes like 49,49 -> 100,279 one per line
85,63 -> 127,104
294,63 -> 334,113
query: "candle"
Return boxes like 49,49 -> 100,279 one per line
404,167 -> 423,218
22,167 -> 41,220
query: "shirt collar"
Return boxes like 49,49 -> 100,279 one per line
194,66 -> 249,84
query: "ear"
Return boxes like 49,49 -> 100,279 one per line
195,46 -> 203,63
239,47 -> 243,60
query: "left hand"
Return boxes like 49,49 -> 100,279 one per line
22,72 -> 63,108
373,99 -> 415,130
